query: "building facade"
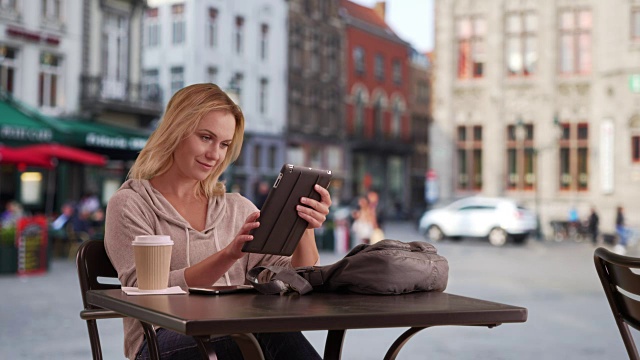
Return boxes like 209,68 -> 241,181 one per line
433,0 -> 640,235
408,49 -> 432,219
0,0 -> 156,213
143,0 -> 288,203
286,0 -> 346,204
340,0 -> 413,219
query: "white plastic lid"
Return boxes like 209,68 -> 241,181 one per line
132,235 -> 173,246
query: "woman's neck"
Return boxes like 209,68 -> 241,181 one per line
149,172 -> 201,201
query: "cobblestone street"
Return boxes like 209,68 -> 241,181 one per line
0,221 -> 631,359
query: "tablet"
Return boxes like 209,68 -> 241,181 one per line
242,164 -> 332,256
188,285 -> 255,295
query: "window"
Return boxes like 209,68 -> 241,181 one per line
145,8 -> 160,47
327,36 -> 339,77
353,47 -> 365,75
310,31 -> 320,72
392,59 -> 402,84
505,11 -> 537,76
373,98 -> 384,138
354,90 -> 365,135
0,45 -> 17,94
391,101 -> 402,139
38,52 -> 61,109
259,78 -> 268,114
559,122 -> 589,191
207,67 -> 217,84
234,16 -> 244,54
172,4 -> 185,45
268,145 -> 277,169
559,9 -> 591,75
291,23 -> 303,69
0,0 -> 16,11
417,80 -> 429,102
260,24 -> 269,60
506,123 -> 535,191
207,8 -> 218,47
457,125 -> 483,190
457,16 -> 486,79
633,135 -> 640,163
633,8 -> 640,42
42,0 -> 61,21
375,54 -> 384,81
170,66 -> 184,95
142,69 -> 160,101
102,11 -> 129,99
253,145 -> 261,168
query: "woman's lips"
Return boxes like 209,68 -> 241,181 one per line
197,160 -> 213,169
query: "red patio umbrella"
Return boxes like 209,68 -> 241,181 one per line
0,145 -> 54,168
18,143 -> 107,166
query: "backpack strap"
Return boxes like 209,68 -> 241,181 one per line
246,265 -> 313,295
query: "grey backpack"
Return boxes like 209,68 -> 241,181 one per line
246,239 -> 449,295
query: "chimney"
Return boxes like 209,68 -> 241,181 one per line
374,1 -> 386,20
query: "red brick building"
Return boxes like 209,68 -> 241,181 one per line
340,0 -> 412,218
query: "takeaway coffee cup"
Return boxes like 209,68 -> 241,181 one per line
132,235 -> 174,291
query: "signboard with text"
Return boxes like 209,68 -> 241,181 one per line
16,216 -> 48,276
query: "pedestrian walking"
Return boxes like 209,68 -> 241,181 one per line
587,206 -> 599,245
615,206 -> 628,254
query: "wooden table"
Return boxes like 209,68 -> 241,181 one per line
87,289 -> 527,360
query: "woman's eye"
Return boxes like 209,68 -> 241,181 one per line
221,142 -> 230,148
201,135 -> 212,142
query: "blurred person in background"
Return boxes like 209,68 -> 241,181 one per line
587,206 -> 599,245
0,200 -> 23,227
615,205 -> 629,254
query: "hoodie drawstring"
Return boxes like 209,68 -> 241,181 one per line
213,228 -> 231,285
184,227 -> 191,267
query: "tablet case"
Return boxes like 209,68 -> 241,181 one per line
242,164 -> 332,256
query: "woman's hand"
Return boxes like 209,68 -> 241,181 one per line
225,211 -> 260,260
297,184 -> 332,229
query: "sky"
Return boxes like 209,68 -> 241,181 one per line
350,0 -> 435,53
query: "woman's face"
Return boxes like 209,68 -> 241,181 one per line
172,110 -> 236,182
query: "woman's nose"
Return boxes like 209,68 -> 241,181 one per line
205,145 -> 220,160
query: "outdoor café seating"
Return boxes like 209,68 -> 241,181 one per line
594,247 -> 640,360
76,240 -> 159,360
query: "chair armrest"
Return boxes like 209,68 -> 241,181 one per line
80,309 -> 125,321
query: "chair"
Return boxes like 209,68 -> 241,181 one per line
76,240 -> 159,360
594,247 -> 640,359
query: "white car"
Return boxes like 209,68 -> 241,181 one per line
418,197 -> 537,246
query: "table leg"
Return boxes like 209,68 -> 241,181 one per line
140,322 -> 160,360
324,329 -> 346,360
383,327 -> 427,360
194,334 -> 265,360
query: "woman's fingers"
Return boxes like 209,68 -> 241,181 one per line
298,185 -> 332,229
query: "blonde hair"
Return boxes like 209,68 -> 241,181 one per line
129,83 -> 245,197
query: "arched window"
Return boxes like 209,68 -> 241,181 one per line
373,98 -> 383,138
391,100 -> 402,138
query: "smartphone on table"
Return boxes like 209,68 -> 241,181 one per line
188,285 -> 255,295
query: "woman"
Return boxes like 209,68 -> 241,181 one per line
104,83 -> 329,360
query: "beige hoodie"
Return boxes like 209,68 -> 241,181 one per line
104,179 -> 293,359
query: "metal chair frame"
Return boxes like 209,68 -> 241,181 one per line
594,247 -> 640,360
76,239 -> 160,360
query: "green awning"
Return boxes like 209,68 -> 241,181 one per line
51,119 -> 150,152
0,100 -> 59,144
0,92 -> 150,157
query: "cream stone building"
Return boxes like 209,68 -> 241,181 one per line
432,0 -> 640,237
